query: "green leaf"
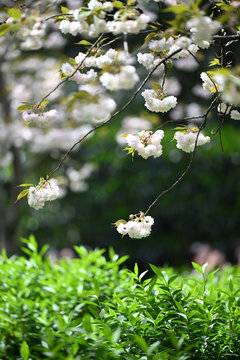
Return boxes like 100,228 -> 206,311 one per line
134,335 -> 148,352
143,32 -> 158,46
150,264 -> 164,279
61,5 -> 69,13
78,10 -> 92,18
0,23 -> 10,37
15,189 -> 29,203
112,1 -> 125,9
8,8 -> 22,19
112,219 -> 127,227
134,262 -> 139,276
17,105 -> 32,112
152,82 -> 162,92
20,341 -> 29,360
163,4 -> 189,13
209,58 -> 220,67
17,184 -> 33,187
192,262 -> 203,275
75,40 -> 93,46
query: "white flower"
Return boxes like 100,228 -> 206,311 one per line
230,110 -> 240,120
100,65 -> 139,90
22,109 -> 57,124
117,214 -> 154,239
149,37 -> 174,52
22,111 -> 39,123
125,130 -> 164,159
62,63 -> 74,75
175,36 -> 192,49
72,69 -> 97,84
174,128 -> 210,153
116,116 -> 152,145
217,103 -> 229,114
28,179 -> 60,210
108,14 -> 150,34
142,89 -> 177,113
44,109 -> 58,121
200,72 -> 216,93
187,16 -> 220,48
220,75 -> 240,106
137,52 -> 164,71
59,20 -> 71,34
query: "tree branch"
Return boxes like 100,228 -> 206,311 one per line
144,96 -> 218,216
48,48 -> 182,177
38,33 -> 104,106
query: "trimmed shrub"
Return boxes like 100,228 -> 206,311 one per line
0,236 -> 240,359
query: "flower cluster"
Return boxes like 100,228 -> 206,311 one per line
216,73 -> 240,107
61,64 -> 97,85
137,36 -> 198,72
174,127 -> 210,153
22,109 -> 57,125
100,65 -> 139,91
71,85 -> 116,124
187,16 -> 220,49
142,89 -> 177,113
108,13 -> 150,35
116,213 -> 154,239
75,49 -> 116,69
7,13 -> 47,50
28,179 -> 59,210
116,115 -> 152,145
230,110 -> 240,120
124,130 -> 164,159
59,4 -> 149,37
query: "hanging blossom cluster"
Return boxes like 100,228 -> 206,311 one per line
28,179 -> 59,210
124,130 -> 164,159
71,84 -> 117,124
174,127 -> 211,153
187,16 -> 221,49
61,49 -> 139,90
137,35 -> 198,73
116,115 -> 153,145
116,213 -> 154,239
61,64 -> 97,85
142,89 -> 177,113
200,69 -> 240,118
230,110 -> 240,120
22,109 -> 57,125
59,1 -> 150,37
6,11 -> 47,50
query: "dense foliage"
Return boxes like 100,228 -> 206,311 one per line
1,0 -> 240,263
1,237 -> 240,360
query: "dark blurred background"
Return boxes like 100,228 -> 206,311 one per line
1,0 -> 240,270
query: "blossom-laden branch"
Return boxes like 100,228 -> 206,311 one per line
48,48 -> 182,178
38,33 -> 104,107
144,96 -> 219,216
6,0 -> 240,239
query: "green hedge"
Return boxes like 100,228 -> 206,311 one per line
0,236 -> 240,360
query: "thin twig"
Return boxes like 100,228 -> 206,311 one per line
48,48 -> 182,177
188,50 -> 219,94
38,33 -> 104,106
144,96 -> 218,216
213,34 -> 240,41
41,0 -> 59,14
44,13 -> 73,21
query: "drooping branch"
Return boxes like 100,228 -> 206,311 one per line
48,48 -> 182,178
38,33 -> 104,107
144,96 -> 219,216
